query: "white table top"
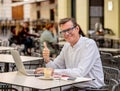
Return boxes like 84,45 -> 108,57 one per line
0,54 -> 42,63
104,35 -> 120,40
0,46 -> 15,51
0,71 -> 92,90
99,48 -> 120,53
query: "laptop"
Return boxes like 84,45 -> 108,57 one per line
10,49 -> 43,76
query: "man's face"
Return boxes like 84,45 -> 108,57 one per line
60,21 -> 79,45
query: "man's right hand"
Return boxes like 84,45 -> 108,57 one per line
42,42 -> 50,63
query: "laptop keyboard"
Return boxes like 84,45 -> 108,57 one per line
26,70 -> 35,74
26,70 -> 44,76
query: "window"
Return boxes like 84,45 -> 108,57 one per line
12,5 -> 24,20
12,0 -> 22,3
49,0 -> 55,4
89,0 -> 104,30
36,2 -> 41,6
50,9 -> 54,21
37,11 -> 40,19
0,0 -> 3,4
71,0 -> 76,18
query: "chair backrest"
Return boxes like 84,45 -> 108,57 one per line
1,40 -> 9,47
100,52 -> 113,60
100,52 -> 114,67
112,83 -> 120,91
103,66 -> 120,87
0,88 -> 18,91
72,66 -> 120,91
0,84 -> 18,91
101,66 -> 120,91
113,55 -> 120,69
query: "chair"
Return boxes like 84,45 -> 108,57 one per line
102,66 -> 120,86
86,66 -> 120,91
112,83 -> 120,91
100,52 -> 116,67
0,40 -> 10,54
0,87 -> 18,91
72,66 -> 120,91
0,83 -> 18,91
1,40 -> 9,47
113,55 -> 120,69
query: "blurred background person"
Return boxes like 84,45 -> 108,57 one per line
9,22 -> 22,46
9,21 -> 39,55
40,21 -> 58,57
94,22 -> 105,47
8,22 -> 25,54
20,21 -> 40,55
95,22 -> 104,35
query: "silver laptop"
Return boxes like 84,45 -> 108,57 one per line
10,49 -> 42,76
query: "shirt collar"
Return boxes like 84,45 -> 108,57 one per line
72,35 -> 83,48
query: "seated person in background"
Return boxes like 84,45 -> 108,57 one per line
35,18 -> 105,90
40,22 -> 58,57
95,22 -> 104,36
9,23 -> 22,46
10,21 -> 39,55
20,21 -> 40,55
94,22 -> 105,47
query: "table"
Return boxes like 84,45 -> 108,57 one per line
0,71 -> 92,91
0,46 -> 15,51
0,54 -> 43,72
104,35 -> 120,48
0,46 -> 15,54
99,48 -> 120,55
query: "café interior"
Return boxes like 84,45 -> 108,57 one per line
0,0 -> 120,91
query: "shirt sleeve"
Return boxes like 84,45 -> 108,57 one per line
46,45 -> 66,69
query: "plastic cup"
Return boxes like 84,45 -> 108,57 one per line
44,68 -> 52,78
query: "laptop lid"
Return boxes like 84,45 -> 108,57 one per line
10,50 -> 39,76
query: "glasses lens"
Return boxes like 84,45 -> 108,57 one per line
60,26 -> 76,35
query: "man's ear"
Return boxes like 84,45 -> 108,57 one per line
76,26 -> 79,32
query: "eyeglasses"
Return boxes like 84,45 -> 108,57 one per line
60,26 -> 76,35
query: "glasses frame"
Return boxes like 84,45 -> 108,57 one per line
60,26 -> 76,35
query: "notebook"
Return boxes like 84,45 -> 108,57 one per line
10,49 -> 43,76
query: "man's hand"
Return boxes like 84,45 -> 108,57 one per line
42,42 -> 50,63
34,67 -> 44,74
35,67 -> 54,76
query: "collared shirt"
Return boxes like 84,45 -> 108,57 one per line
46,36 -> 105,88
